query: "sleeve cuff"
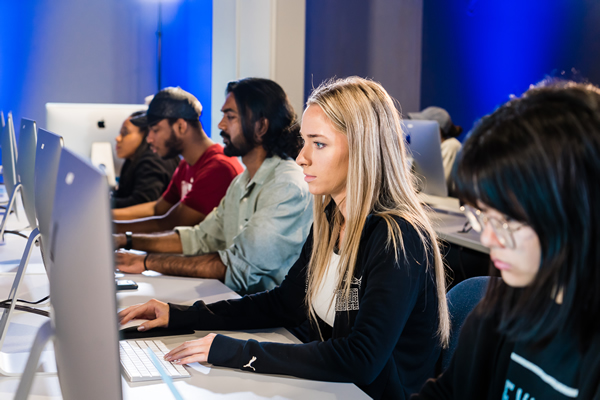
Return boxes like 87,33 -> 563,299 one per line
167,303 -> 194,329
207,334 -> 246,368
174,226 -> 196,255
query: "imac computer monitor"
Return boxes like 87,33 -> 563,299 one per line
35,129 -> 63,271
17,119 -> 38,229
45,102 -> 147,176
1,113 -> 18,197
48,148 -> 122,399
404,120 -> 448,197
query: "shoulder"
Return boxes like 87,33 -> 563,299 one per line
198,144 -> 243,174
265,157 -> 308,192
442,137 -> 462,152
363,214 -> 425,246
361,215 -> 431,270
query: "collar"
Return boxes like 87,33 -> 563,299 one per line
324,198 -> 336,222
239,155 -> 282,199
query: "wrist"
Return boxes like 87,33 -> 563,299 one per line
125,231 -> 133,250
116,233 -> 127,249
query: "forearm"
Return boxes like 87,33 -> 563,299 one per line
114,216 -> 171,234
112,201 -> 157,221
146,253 -> 226,280
115,231 -> 183,253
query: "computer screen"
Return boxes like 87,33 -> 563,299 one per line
17,119 -> 37,230
48,148 -> 122,400
45,103 -> 147,176
404,120 -> 448,197
35,128 -> 63,271
2,113 -> 18,197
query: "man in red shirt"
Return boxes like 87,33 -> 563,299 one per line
113,87 -> 243,233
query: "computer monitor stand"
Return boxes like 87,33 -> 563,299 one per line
0,183 -> 23,241
0,228 -> 55,376
14,320 -> 54,400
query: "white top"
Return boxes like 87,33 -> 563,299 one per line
311,252 -> 341,327
441,137 -> 462,184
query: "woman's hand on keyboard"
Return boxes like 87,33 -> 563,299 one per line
118,299 -> 170,331
164,333 -> 217,364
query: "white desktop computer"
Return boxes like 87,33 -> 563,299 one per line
46,102 -> 147,184
16,148 -> 122,399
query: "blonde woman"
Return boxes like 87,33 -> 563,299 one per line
119,77 -> 450,399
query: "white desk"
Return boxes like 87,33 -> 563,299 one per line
0,242 -> 369,399
419,193 -> 489,255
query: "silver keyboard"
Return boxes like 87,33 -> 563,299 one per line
119,339 -> 191,382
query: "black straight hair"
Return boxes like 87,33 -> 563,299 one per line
454,80 -> 600,349
225,77 -> 302,159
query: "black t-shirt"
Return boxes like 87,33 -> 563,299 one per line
503,331 -> 581,399
112,142 -> 179,208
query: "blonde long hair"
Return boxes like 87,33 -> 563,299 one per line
304,77 -> 450,347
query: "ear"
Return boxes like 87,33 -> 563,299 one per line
175,119 -> 188,136
254,118 -> 269,143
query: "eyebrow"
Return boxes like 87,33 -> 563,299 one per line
300,133 -> 326,139
221,108 -> 237,114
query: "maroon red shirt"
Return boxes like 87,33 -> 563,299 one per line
162,144 -> 243,215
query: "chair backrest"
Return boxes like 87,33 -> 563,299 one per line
1,113 -> 18,197
16,119 -> 38,229
439,276 -> 491,372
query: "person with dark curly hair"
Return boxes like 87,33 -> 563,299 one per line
114,78 -> 313,295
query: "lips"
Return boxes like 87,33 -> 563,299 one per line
304,174 -> 316,183
491,258 -> 511,271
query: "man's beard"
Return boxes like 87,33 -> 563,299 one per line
162,127 -> 184,159
221,130 -> 252,157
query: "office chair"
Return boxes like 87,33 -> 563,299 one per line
439,276 -> 491,372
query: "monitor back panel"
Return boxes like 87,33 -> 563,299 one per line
2,113 -> 18,197
17,119 -> 38,229
49,148 -> 122,400
35,129 -> 63,271
405,120 -> 448,197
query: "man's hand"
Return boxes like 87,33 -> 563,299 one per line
118,299 -> 170,331
164,334 -> 217,364
113,233 -> 126,250
115,250 -> 145,274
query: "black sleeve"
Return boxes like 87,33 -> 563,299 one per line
412,310 -> 499,399
168,228 -> 313,331
113,159 -> 170,208
201,220 -> 431,387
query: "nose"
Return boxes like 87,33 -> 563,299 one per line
217,116 -> 226,131
296,143 -> 310,167
146,132 -> 154,144
115,134 -> 122,143
479,221 -> 503,249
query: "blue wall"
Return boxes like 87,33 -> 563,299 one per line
160,0 -> 213,132
0,0 -> 213,161
421,0 -> 600,138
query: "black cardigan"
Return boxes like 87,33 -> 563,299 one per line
169,214 -> 442,399
112,142 -> 179,208
413,307 -> 600,399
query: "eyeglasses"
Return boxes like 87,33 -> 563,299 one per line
460,205 -> 525,249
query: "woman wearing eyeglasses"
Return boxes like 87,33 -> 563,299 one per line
413,81 -> 600,399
